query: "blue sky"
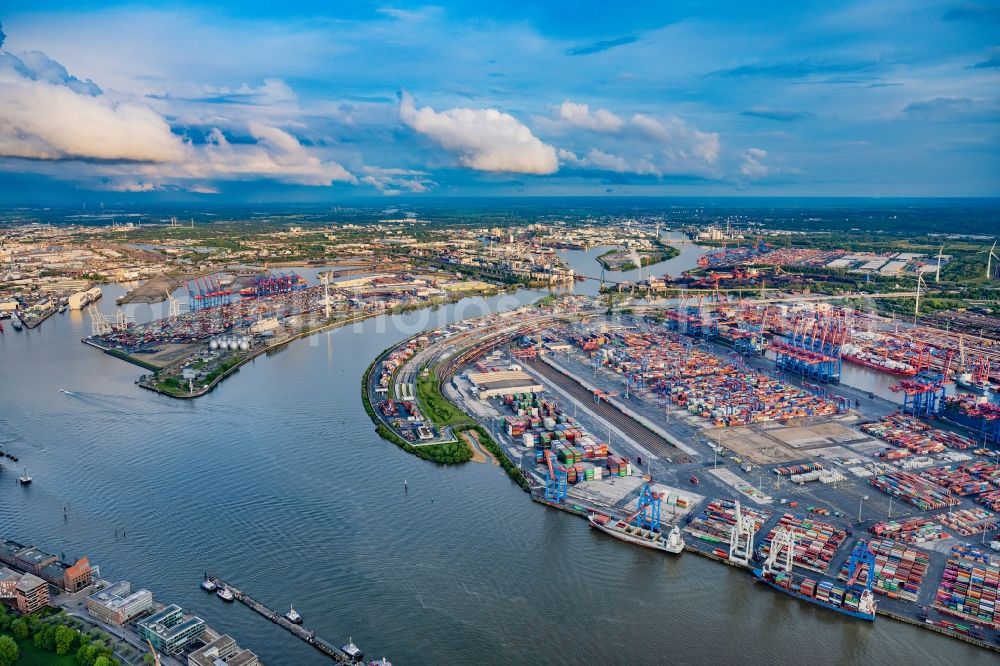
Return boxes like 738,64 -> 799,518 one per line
0,1 -> 997,201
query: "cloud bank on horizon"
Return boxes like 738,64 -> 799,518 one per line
0,1 -> 996,200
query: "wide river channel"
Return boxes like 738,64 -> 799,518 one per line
0,245 -> 992,665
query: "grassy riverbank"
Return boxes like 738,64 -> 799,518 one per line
416,370 -> 473,427
361,350 -> 472,464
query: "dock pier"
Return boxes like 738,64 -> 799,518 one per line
207,575 -> 357,663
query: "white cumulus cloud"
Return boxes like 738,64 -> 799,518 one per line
560,148 -> 658,175
399,92 -> 558,174
630,114 -> 721,164
556,100 -> 624,132
739,147 -> 770,179
0,59 -> 186,162
553,108 -> 722,178
360,166 -> 434,195
0,41 -> 357,191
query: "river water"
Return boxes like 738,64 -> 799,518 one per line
0,253 -> 993,665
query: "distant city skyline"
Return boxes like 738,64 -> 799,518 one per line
0,1 -> 998,202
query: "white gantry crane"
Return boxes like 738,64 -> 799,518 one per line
728,499 -> 757,566
88,304 -> 112,336
166,290 -> 181,318
321,272 -> 333,319
762,525 -> 796,575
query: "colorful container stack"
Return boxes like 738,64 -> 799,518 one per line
869,517 -> 951,544
761,514 -> 847,574
920,462 -> 1000,497
861,412 -> 978,452
976,489 -> 1000,512
582,329 -> 839,427
684,499 -> 771,545
501,390 -> 620,485
868,470 -> 961,511
934,545 -> 1000,629
935,508 -> 998,537
837,538 -> 929,602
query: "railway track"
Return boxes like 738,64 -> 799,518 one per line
524,358 -> 694,464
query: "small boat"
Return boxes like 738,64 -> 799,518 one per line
11,317 -> 23,331
367,659 -> 393,666
200,575 -> 217,592
216,587 -> 234,602
58,304 -> 66,313
284,605 -> 302,624
18,469 -> 32,485
690,475 -> 700,485
342,638 -> 363,662
588,513 -> 684,554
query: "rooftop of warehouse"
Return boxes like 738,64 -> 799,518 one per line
15,547 -> 55,567
467,369 -> 536,386
0,539 -> 25,559
474,377 -> 543,390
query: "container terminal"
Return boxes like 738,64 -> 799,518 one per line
366,295 -> 1000,653
81,263 -> 502,398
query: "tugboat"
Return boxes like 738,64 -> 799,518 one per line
341,638 -> 363,663
18,469 -> 32,485
216,587 -> 234,602
284,604 -> 302,624
200,574 -> 217,592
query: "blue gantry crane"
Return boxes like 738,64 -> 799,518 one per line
629,481 -> 664,531
845,540 -> 877,592
543,449 -> 567,503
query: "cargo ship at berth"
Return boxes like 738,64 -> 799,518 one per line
841,344 -> 916,376
588,513 -> 685,554
752,538 -> 878,621
752,569 -> 876,620
955,373 -> 996,394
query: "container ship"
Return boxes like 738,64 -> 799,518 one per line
752,569 -> 876,620
588,513 -> 685,554
753,537 -> 878,621
955,373 -> 996,394
841,344 -> 916,376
